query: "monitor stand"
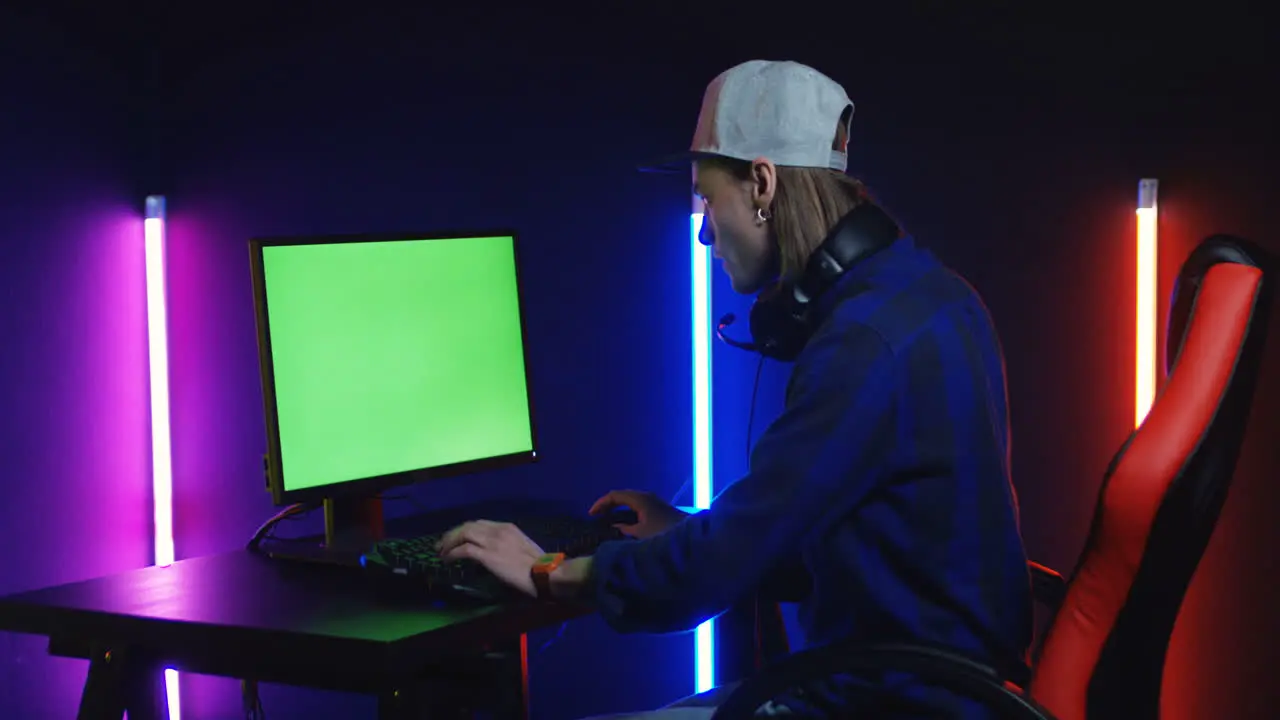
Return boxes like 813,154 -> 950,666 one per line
323,495 -> 386,550
250,479 -> 388,565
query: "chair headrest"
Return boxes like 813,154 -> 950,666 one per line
1167,234 -> 1275,373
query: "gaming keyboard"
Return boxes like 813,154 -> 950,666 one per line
359,512 -> 633,601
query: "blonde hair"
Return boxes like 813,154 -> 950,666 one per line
702,158 -> 875,280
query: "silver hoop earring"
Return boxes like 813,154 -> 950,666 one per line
755,208 -> 771,225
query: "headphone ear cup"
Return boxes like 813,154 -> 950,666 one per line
749,290 -> 810,362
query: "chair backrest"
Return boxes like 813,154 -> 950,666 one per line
1029,235 -> 1275,720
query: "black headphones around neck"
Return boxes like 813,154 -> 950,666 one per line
716,202 -> 901,361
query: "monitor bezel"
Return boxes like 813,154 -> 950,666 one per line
249,228 -> 540,507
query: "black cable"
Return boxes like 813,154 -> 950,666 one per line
249,493 -> 416,552
668,475 -> 694,507
745,355 -> 766,463
246,502 -> 316,552
243,697 -> 266,720
669,354 -> 769,506
538,621 -> 569,655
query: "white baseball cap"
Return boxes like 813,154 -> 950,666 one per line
641,60 -> 855,172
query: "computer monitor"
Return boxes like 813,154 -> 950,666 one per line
249,230 -> 538,508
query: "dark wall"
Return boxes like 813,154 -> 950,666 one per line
1,4 -> 1276,719
0,7 -> 151,718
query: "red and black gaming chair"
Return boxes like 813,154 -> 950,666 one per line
712,234 -> 1276,720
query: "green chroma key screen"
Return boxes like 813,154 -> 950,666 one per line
259,234 -> 534,493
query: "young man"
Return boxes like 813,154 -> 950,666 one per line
439,60 -> 1033,718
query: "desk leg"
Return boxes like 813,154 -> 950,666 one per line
376,686 -> 425,720
78,647 -> 124,720
491,634 -> 530,720
77,646 -> 168,720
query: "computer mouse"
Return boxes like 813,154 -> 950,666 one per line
448,581 -> 507,604
598,508 -> 639,527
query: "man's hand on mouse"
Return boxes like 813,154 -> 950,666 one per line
437,520 -> 545,597
589,489 -> 689,540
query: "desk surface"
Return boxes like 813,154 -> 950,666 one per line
0,550 -> 585,690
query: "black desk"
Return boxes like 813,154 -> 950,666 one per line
0,550 -> 587,719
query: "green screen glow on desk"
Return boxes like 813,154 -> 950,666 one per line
261,235 -> 533,492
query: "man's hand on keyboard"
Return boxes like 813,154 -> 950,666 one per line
437,520 -> 545,597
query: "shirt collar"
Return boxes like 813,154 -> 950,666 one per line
808,234 -> 919,320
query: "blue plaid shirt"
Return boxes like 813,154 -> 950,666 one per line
590,236 -> 1033,717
